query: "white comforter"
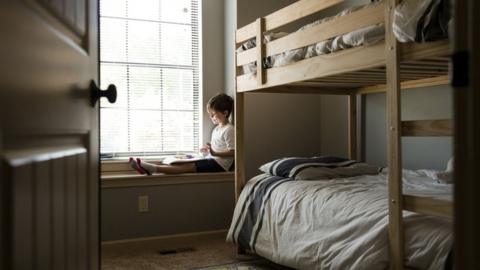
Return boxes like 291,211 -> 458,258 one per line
227,169 -> 452,270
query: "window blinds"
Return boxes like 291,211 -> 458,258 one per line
99,0 -> 200,156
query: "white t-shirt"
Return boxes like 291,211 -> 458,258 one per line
210,123 -> 235,171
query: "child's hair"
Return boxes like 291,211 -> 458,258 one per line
207,93 -> 234,117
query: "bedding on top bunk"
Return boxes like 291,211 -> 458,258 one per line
227,157 -> 453,270
238,0 -> 451,75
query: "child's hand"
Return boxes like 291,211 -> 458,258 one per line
206,142 -> 216,156
200,143 -> 210,156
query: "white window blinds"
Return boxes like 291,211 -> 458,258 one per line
99,0 -> 200,157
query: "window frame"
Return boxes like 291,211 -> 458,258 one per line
99,0 -> 202,159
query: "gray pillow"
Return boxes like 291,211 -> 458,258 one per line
295,162 -> 381,181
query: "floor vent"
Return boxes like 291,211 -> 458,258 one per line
158,247 -> 195,255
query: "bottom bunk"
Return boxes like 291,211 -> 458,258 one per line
227,157 -> 452,270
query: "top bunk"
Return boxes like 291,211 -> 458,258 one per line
234,0 -> 451,94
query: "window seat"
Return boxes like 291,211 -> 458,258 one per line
101,170 -> 234,189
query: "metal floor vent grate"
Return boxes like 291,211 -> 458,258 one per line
158,247 -> 195,255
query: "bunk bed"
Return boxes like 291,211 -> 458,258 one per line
231,0 -> 453,269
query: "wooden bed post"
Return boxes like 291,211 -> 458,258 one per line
234,30 -> 246,203
348,94 -> 357,160
234,92 -> 245,202
235,91 -> 246,255
235,28 -> 247,254
357,94 -> 366,162
256,17 -> 265,85
385,0 -> 404,269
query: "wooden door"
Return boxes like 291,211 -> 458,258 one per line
0,1 -> 99,269
454,0 -> 480,268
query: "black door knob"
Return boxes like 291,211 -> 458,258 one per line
90,80 -> 117,107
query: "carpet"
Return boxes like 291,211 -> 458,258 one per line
102,234 -> 294,270
102,236 -> 290,270
190,258 -> 294,270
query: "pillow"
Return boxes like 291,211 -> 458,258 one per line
445,156 -> 454,172
295,162 -> 381,181
259,156 -> 360,178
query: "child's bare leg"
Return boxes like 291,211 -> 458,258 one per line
131,158 -> 197,175
155,163 -> 196,174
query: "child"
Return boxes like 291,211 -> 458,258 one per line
129,93 -> 235,175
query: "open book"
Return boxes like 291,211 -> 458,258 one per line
162,154 -> 207,165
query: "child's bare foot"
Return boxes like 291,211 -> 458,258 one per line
129,157 -> 152,175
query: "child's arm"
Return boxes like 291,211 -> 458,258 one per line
210,148 -> 235,157
207,143 -> 235,157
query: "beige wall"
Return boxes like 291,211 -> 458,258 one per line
231,0 -> 323,179
202,0 -> 226,143
319,95 -> 349,157
224,0 -> 236,96
101,178 -> 234,241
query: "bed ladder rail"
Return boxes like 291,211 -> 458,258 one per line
401,119 -> 453,137
403,195 -> 453,218
256,17 -> 265,86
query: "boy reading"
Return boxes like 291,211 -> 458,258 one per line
129,93 -> 235,175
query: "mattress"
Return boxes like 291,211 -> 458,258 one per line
227,169 -> 452,270
238,0 -> 451,76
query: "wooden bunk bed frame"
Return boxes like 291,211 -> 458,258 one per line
233,0 -> 453,269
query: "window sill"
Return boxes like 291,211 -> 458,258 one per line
101,171 -> 234,188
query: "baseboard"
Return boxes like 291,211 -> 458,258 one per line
101,229 -> 229,251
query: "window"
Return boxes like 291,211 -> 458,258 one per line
99,0 -> 200,157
